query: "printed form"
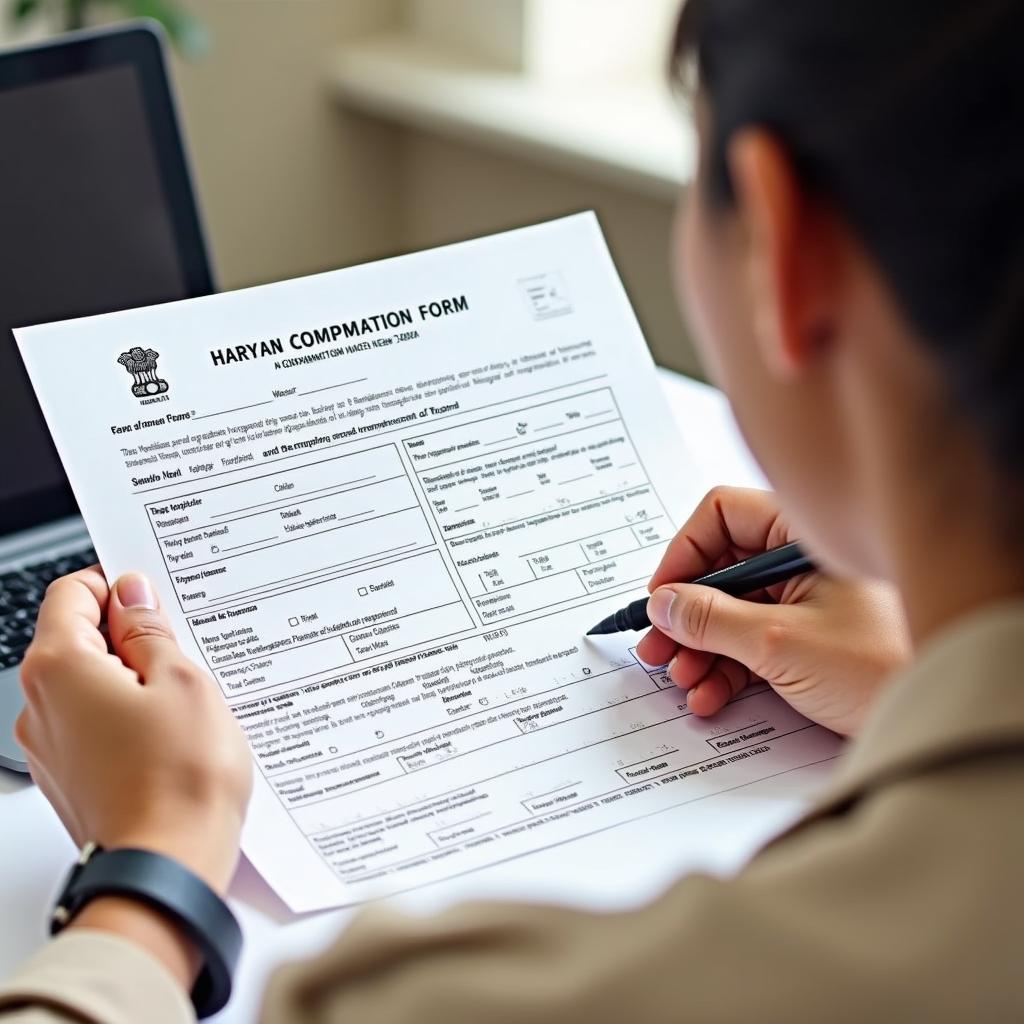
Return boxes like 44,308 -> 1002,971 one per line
16,214 -> 840,911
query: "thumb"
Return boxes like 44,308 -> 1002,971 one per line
107,573 -> 185,679
647,583 -> 784,672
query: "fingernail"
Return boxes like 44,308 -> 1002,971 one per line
647,588 -> 675,630
116,573 -> 157,610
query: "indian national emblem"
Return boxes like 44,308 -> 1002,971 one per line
117,346 -> 169,398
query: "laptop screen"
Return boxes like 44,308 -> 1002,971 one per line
0,29 -> 212,537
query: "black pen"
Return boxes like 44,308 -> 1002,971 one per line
586,541 -> 815,636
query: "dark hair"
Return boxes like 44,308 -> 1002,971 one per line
672,0 -> 1024,476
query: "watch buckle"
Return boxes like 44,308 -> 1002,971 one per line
50,841 -> 102,931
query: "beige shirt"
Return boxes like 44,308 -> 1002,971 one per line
3,601 -> 1023,1024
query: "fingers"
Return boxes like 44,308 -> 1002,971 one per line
106,573 -> 186,681
665,644 -> 716,688
647,582 -> 777,671
647,487 -> 788,592
679,657 -> 750,717
635,628 -> 715,685
635,624 -> 750,715
33,566 -> 110,657
635,625 -> 679,667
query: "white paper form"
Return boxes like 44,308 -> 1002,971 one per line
16,214 -> 841,911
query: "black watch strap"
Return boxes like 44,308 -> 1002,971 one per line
51,843 -> 242,1019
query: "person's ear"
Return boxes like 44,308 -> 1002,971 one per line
727,129 -> 840,379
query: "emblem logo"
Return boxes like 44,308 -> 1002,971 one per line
117,346 -> 169,398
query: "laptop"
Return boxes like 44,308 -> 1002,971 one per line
0,22 -> 215,771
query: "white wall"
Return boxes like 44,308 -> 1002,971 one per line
170,0 -> 407,290
391,0 -> 695,374
402,134 -> 694,375
407,0 -> 524,69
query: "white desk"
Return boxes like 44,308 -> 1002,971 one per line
0,371 -> 835,1023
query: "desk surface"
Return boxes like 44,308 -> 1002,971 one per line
0,371 -> 836,1023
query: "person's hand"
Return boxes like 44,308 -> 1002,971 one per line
16,567 -> 252,895
636,487 -> 910,736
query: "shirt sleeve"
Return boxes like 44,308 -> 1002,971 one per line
0,931 -> 194,1024
259,758 -> 1023,1024
4,757 -> 1020,1024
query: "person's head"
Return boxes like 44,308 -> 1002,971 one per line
671,0 -> 1024,582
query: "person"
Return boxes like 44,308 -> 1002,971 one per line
3,0 -> 1023,1019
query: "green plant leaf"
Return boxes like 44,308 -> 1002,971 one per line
4,0 -> 208,58
111,0 -> 211,58
64,0 -> 86,31
9,0 -> 42,23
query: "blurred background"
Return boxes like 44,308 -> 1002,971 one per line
1,0 -> 699,375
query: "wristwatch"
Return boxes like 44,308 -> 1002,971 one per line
51,842 -> 242,1019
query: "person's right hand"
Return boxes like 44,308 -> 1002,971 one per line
636,487 -> 910,737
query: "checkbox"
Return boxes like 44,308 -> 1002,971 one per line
288,616 -> 299,627
357,586 -> 368,597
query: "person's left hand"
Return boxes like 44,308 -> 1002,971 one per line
16,567 -> 252,895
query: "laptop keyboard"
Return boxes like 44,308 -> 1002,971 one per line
0,546 -> 97,668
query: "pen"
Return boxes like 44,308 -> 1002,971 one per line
585,541 -> 815,636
